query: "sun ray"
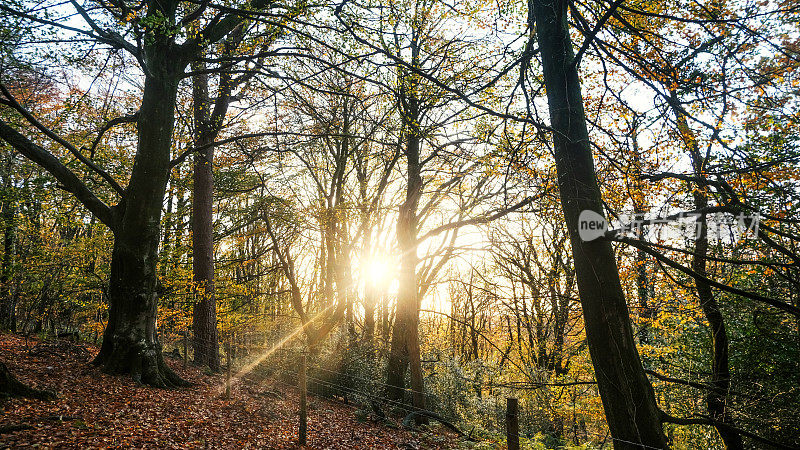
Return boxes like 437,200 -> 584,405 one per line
215,304 -> 334,395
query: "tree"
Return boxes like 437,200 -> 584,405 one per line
527,0 -> 668,446
188,0 -> 304,371
583,0 -> 800,444
0,0 -> 278,386
0,151 -> 17,331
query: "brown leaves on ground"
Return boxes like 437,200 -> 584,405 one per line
0,334 -> 460,449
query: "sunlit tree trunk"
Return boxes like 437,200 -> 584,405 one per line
385,28 -> 426,416
381,292 -> 390,345
362,240 -> 376,348
386,126 -> 425,413
358,167 -> 376,349
190,60 -> 220,372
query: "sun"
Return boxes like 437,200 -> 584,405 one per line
364,257 -> 390,286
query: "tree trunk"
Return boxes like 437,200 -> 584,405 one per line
630,129 -> 653,348
173,176 -> 187,271
191,141 -> 219,371
357,146 -> 377,350
0,0 -> 260,388
191,61 -> 220,372
93,70 -> 187,388
385,128 -> 425,414
0,361 -> 56,401
675,96 -> 743,449
692,202 -> 742,449
385,31 -> 426,416
1,183 -> 16,332
160,177 -> 174,279
364,282 -> 376,347
381,292 -> 390,345
530,0 -> 667,446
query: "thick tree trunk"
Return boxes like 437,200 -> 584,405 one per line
385,33 -> 426,415
385,222 -> 409,400
0,0 -> 257,388
191,138 -> 219,371
93,70 -> 187,388
191,63 -> 220,372
530,0 -> 667,447
95,236 -> 185,386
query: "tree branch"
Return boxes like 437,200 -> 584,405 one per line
660,411 -> 795,449
417,195 -> 541,243
614,236 -> 800,317
88,112 -> 139,158
0,120 -> 115,228
69,0 -> 140,56
0,83 -> 125,196
572,0 -> 624,69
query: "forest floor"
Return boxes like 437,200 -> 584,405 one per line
0,333 -> 463,449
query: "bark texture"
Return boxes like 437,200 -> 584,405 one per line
385,116 -> 426,414
93,71 -> 187,388
190,60 -> 221,372
530,0 -> 667,446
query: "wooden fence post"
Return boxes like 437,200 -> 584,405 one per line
299,352 -> 307,446
182,329 -> 188,368
506,397 -> 519,450
225,336 -> 232,399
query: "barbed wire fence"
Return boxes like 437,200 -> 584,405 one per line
152,303 -> 614,449
263,355 -> 658,449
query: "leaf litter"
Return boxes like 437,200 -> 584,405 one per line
0,333 -> 460,449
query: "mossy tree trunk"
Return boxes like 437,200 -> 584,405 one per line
92,58 -> 187,387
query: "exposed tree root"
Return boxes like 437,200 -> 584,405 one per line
371,400 -> 387,419
0,361 -> 57,401
93,339 -> 190,388
402,410 -> 475,440
0,424 -> 34,434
